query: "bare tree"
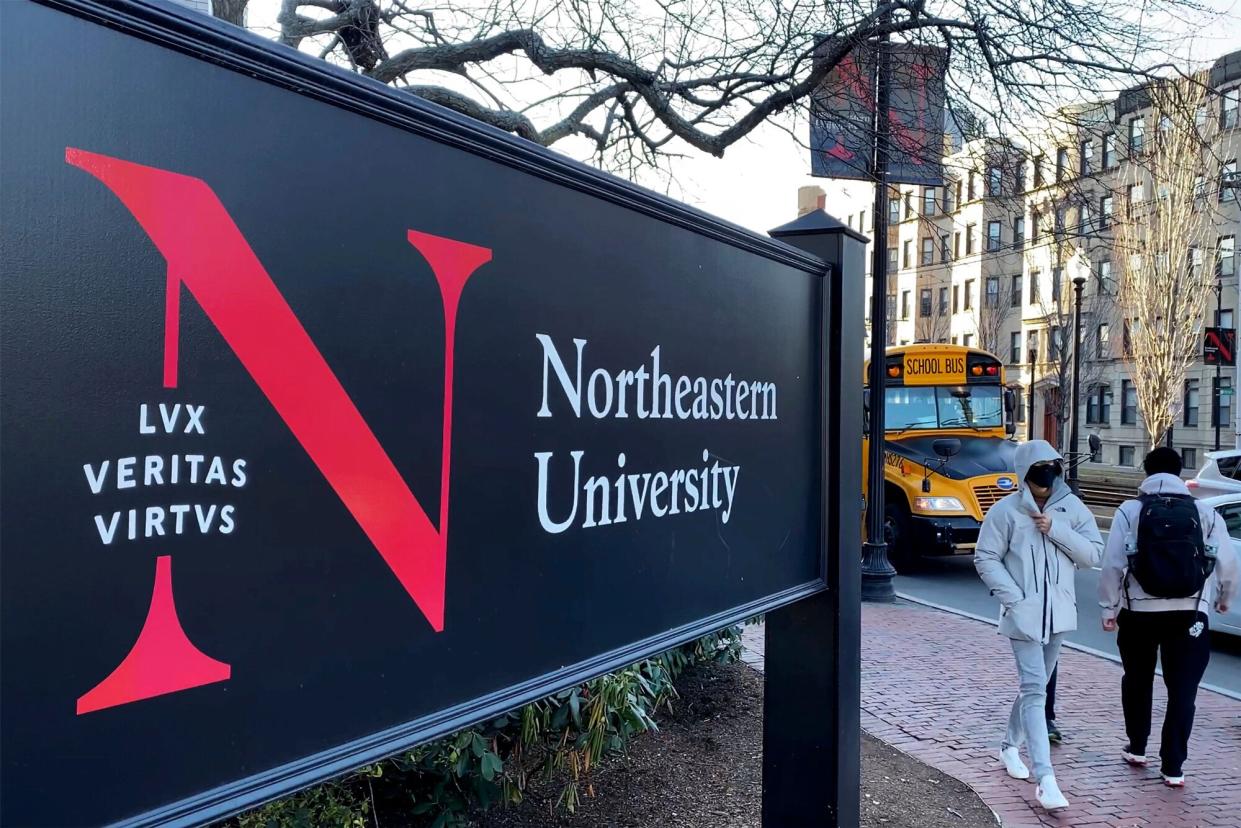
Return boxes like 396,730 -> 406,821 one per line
1032,276 -> 1112,449
916,305 -> 952,343
201,0 -> 1220,178
976,282 -> 1012,356
1116,77 -> 1219,448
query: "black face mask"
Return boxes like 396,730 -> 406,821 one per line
1026,462 -> 1061,489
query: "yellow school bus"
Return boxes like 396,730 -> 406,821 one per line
864,344 -> 1018,571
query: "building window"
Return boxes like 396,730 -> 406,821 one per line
987,221 -> 1002,252
904,191 -> 914,219
1100,194 -> 1113,228
966,224 -> 976,255
1097,259 -> 1113,294
1015,386 -> 1026,422
1218,308 -> 1235,328
1054,206 -> 1066,238
1123,318 -> 1132,356
968,171 -> 977,201
1129,116 -> 1145,153
860,210 -> 867,231
919,289 -> 932,318
1086,384 -> 1112,425
888,247 -> 898,271
1097,323 -> 1110,358
963,333 -> 974,347
1010,331 -> 1022,363
988,166 -> 1002,197
954,232 -> 961,259
921,237 -> 934,266
1030,269 -> 1040,304
1222,159 -> 1238,203
939,287 -> 949,315
889,194 -> 900,224
1215,376 -> 1233,429
1011,274 -> 1023,308
1033,154 -> 1045,188
1031,211 -> 1041,242
1223,87 -> 1240,130
952,284 -> 960,314
1027,330 -> 1040,362
1183,448 -> 1199,471
1122,380 -> 1138,425
1052,267 -> 1062,303
1056,148 -> 1069,182
941,233 -> 951,263
1184,379 -> 1200,427
1079,202 -> 1093,234
1013,217 -> 1025,248
903,240 -> 912,269
1128,182 -> 1144,214
964,279 -> 974,310
923,187 -> 937,216
901,290 -> 911,319
1050,325 -> 1062,360
887,294 -> 897,320
1080,140 -> 1093,176
954,180 -> 963,210
1103,133 -> 1116,169
1120,445 -> 1136,467
986,276 -> 1000,307
1196,175 -> 1207,202
1015,159 -> 1027,193
1220,236 -> 1236,277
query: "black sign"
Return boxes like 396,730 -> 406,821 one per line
0,1 -> 829,825
1205,327 -> 1237,366
810,41 -> 948,185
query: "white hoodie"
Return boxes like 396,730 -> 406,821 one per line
975,440 -> 1105,643
1098,473 -> 1239,621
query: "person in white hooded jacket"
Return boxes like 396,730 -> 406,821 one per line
975,440 -> 1104,813
1098,446 -> 1238,787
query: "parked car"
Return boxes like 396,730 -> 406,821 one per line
1194,493 -> 1241,636
1186,449 -> 1241,499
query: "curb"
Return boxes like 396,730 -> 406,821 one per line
894,592 -> 1241,702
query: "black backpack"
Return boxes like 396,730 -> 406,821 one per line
1130,493 -> 1215,599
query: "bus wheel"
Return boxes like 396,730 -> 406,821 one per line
884,500 -> 914,573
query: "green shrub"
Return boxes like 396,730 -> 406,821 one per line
230,624 -> 744,828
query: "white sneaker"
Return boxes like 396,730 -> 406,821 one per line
1036,775 -> 1069,812
999,747 -> 1030,780
1121,747 -> 1148,767
1161,771 -> 1186,787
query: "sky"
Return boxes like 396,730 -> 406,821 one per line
244,0 -> 1241,235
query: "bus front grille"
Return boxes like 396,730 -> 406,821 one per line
973,485 -> 1006,514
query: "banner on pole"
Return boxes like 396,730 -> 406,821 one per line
810,40 -> 948,186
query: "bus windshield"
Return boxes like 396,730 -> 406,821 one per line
885,385 -> 1004,432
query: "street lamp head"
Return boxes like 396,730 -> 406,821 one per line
1072,275 -> 1087,288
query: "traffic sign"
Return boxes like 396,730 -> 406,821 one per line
1204,327 -> 1237,366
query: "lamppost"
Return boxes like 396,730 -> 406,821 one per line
1027,347 -> 1036,441
860,20 -> 896,603
1068,273 -> 1087,494
1214,276 -> 1224,451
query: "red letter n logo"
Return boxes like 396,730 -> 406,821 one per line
68,148 -> 489,713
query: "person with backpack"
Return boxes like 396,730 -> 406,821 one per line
975,440 -> 1104,813
1099,446 -> 1238,787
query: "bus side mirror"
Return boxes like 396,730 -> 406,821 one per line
863,388 -> 871,431
1004,388 -> 1017,436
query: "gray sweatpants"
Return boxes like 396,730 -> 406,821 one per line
1001,633 -> 1065,781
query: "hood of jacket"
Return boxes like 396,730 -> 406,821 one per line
1139,472 -> 1190,496
1014,439 -> 1071,507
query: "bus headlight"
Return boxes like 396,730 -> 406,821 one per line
914,496 -> 965,511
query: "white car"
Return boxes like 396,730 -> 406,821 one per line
1186,449 -> 1241,499
1196,492 -> 1241,636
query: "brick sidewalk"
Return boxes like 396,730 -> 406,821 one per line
742,602 -> 1241,827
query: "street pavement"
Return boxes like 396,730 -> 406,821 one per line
742,603 -> 1241,827
895,532 -> 1241,694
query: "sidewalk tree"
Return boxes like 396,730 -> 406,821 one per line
1115,77 -> 1219,448
202,0 -> 1219,174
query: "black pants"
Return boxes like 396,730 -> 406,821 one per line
1116,609 -> 1212,775
1045,664 -> 1057,721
